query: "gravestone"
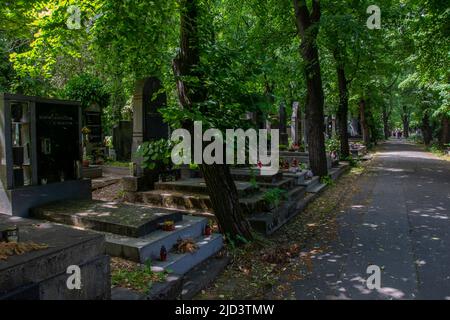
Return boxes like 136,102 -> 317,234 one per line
131,77 -> 169,176
0,94 -> 91,217
331,115 -> 336,136
113,121 -> 132,161
291,102 -> 300,145
84,106 -> 102,144
301,111 -> 308,151
279,102 -> 289,146
36,102 -> 80,184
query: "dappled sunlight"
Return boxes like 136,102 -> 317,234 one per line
377,287 -> 405,299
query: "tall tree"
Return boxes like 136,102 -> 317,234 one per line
172,0 -> 253,242
293,0 -> 328,177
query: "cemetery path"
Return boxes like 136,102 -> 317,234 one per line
287,140 -> 450,300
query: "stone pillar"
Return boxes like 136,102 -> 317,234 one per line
301,112 -> 308,151
131,79 -> 145,177
279,102 -> 289,146
291,102 -> 300,145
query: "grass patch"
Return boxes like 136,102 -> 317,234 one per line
426,143 -> 450,162
111,258 -> 169,294
105,161 -> 131,168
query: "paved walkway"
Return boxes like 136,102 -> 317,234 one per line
291,140 -> 450,300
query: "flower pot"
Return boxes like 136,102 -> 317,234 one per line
82,160 -> 90,168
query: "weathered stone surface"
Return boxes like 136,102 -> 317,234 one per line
31,200 -> 182,237
104,215 -> 207,263
0,215 -> 109,300
82,166 -> 103,179
155,178 -> 258,197
1,179 -> 92,217
121,176 -> 140,192
230,168 -> 283,183
181,255 -> 230,300
38,255 -> 111,300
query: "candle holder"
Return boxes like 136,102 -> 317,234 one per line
1,226 -> 19,243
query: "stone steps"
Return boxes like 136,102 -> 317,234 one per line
299,176 -> 321,192
247,194 -> 312,235
282,171 -> 308,185
137,190 -> 212,213
155,178 -> 258,197
230,168 -> 283,183
31,200 -> 183,238
104,215 -> 209,263
330,163 -> 351,181
259,177 -> 296,191
151,233 -> 223,275
31,200 -> 224,277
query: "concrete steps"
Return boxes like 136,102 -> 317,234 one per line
104,215 -> 209,263
151,233 -> 223,275
155,178 -> 258,197
259,177 -> 296,191
299,176 -> 321,192
230,168 -> 283,183
137,190 -> 212,213
330,163 -> 351,180
32,200 -> 223,277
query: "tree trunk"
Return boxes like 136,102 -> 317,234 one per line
293,0 -> 328,177
200,164 -> 253,240
422,112 -> 432,146
173,0 -> 253,241
442,116 -> 449,144
402,115 -> 410,139
382,106 -> 390,140
336,65 -> 350,158
359,99 -> 370,146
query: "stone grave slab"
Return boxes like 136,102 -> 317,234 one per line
230,168 -> 283,183
0,214 -> 109,300
31,200 -> 182,238
155,178 -> 258,197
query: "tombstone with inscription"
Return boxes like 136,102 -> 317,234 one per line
0,94 -> 91,217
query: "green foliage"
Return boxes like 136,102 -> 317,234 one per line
63,74 -> 109,109
427,143 -> 448,156
263,188 -> 287,209
342,156 -> 359,168
104,160 -> 130,168
136,139 -> 174,170
320,175 -> 334,186
1,0 -> 448,165
325,135 -> 341,154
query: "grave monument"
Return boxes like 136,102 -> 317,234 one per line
0,93 -> 91,217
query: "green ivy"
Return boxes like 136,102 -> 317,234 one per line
136,139 -> 174,170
